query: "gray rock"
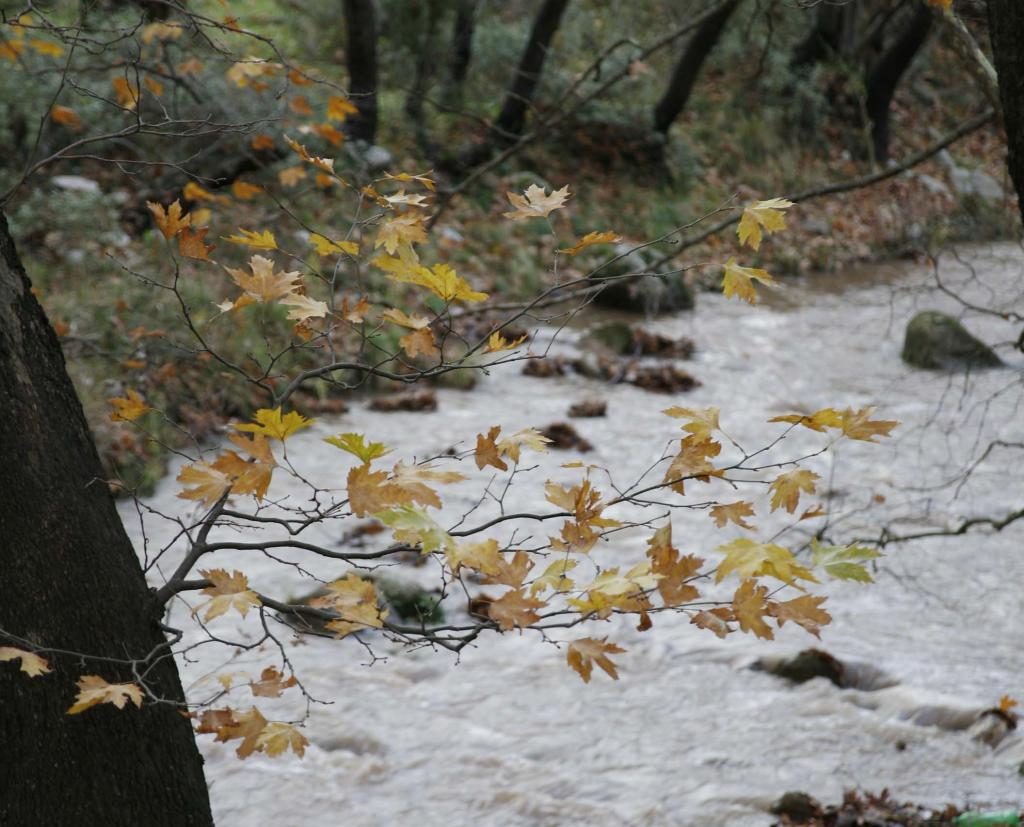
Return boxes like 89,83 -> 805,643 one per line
902,311 -> 1002,370
363,144 -> 393,171
915,172 -> 951,198
950,166 -> 1003,202
51,175 -> 100,193
589,243 -> 694,314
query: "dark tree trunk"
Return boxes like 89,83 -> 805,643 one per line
864,3 -> 933,163
988,0 -> 1024,222
405,0 -> 442,145
653,0 -> 741,134
0,212 -> 214,825
343,0 -> 379,144
443,0 -> 479,108
790,0 -> 858,70
490,0 -> 571,144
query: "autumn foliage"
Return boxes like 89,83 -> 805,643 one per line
0,8 -> 901,763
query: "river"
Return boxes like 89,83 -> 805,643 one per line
125,242 -> 1024,826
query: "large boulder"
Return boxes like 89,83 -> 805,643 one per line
902,311 -> 1002,370
588,244 -> 694,314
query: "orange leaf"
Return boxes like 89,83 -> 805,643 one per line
566,637 -> 625,683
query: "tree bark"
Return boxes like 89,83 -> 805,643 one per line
653,0 -> 741,134
443,0 -> 479,108
0,212 -> 213,825
343,0 -> 379,144
790,0 -> 858,71
864,3 -> 933,163
987,0 -> 1024,221
490,0 -> 571,144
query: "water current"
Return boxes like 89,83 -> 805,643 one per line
124,243 -> 1024,826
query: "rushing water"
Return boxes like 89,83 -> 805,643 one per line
126,243 -> 1024,826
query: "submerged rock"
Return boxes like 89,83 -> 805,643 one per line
539,421 -> 593,452
752,648 -> 897,691
568,399 -> 607,418
770,791 -> 822,824
369,390 -> 438,412
902,311 -> 1002,371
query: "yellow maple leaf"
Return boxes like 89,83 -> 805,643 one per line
488,588 -> 546,631
390,461 -> 464,508
769,594 -> 832,638
646,523 -> 702,607
529,558 -> 578,596
147,200 -> 191,240
383,170 -> 436,191
67,675 -> 144,714
280,291 -> 328,322
709,500 -> 756,529
566,637 -> 626,683
108,388 -> 151,422
662,405 -> 720,442
213,431 -> 277,501
496,427 -> 551,463
224,228 -> 278,251
225,256 -> 301,303
769,469 -> 820,513
256,721 -> 308,757
326,95 -> 359,122
716,538 -> 818,585
503,184 -> 571,220
557,230 -> 622,256
324,432 -> 391,464
737,198 -> 793,251
231,180 -> 263,201
235,407 -> 312,441
475,426 -> 508,471
663,435 -> 722,494
400,327 -> 438,359
177,461 -> 232,507
769,407 -> 844,432
196,569 -> 261,621
178,226 -> 215,261
375,213 -> 427,255
447,538 -> 503,577
250,666 -> 297,698
278,166 -> 307,187
0,646 -> 51,677
50,105 -> 82,131
486,330 -> 529,352
722,257 -> 777,304
311,574 -> 388,637
382,307 -> 429,329
310,233 -> 358,257
732,579 -> 774,640
212,706 -> 268,758
111,77 -> 139,110
347,464 -> 408,517
29,39 -> 63,58
838,407 -> 899,442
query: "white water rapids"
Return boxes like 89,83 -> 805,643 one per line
125,243 -> 1024,826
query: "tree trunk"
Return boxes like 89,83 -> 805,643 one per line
405,0 -> 442,154
653,0 -> 741,134
443,0 -> 479,108
790,0 -> 858,71
343,0 -> 379,144
0,212 -> 214,825
490,0 -> 571,144
864,3 -> 933,163
988,0 -> 1024,221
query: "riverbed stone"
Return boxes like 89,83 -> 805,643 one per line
901,311 -> 1002,370
589,244 -> 694,314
